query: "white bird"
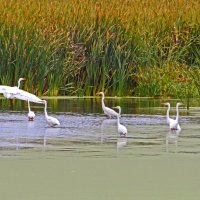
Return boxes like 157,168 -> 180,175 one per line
163,102 -> 182,131
113,106 -> 127,137
16,78 -> 36,121
42,100 -> 60,127
0,78 -> 25,99
17,78 -> 36,120
96,92 -> 119,118
0,85 -> 42,103
27,100 -> 35,121
0,85 -> 18,99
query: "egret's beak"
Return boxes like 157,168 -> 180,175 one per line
112,106 -> 117,109
21,78 -> 26,81
96,92 -> 100,95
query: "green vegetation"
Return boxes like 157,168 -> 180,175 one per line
0,0 -> 199,97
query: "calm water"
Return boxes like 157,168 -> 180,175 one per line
0,97 -> 200,200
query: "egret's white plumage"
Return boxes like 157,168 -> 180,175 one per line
97,92 -> 119,118
0,85 -> 17,99
113,106 -> 127,137
42,100 -> 60,127
0,85 -> 42,103
27,100 -> 35,121
164,102 -> 182,131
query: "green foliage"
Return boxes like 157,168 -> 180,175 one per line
0,0 -> 199,97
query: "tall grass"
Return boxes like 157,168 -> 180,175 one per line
0,0 -> 199,97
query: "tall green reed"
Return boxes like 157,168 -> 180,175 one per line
0,0 -> 199,97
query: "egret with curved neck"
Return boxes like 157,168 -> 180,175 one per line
27,100 -> 35,121
163,102 -> 182,131
175,102 -> 182,130
42,100 -> 60,127
164,102 -> 172,124
96,92 -> 119,118
113,106 -> 127,137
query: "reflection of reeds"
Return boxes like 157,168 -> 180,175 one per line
0,0 -> 199,96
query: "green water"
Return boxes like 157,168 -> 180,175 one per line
1,154 -> 200,200
0,97 -> 200,200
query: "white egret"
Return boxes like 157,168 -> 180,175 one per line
163,102 -> 182,131
27,100 -> 35,121
17,78 -> 36,121
0,85 -> 18,99
113,106 -> 127,137
0,85 -> 42,103
0,78 -> 25,98
16,78 -> 35,120
42,100 -> 60,127
96,92 -> 119,118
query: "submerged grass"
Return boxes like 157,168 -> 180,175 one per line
0,0 -> 199,97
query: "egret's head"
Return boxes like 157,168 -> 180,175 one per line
18,78 -> 26,83
96,92 -> 104,96
19,78 -> 26,81
176,102 -> 183,107
113,106 -> 121,110
17,78 -> 26,88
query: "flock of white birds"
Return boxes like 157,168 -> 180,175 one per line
97,92 -> 182,137
0,78 -> 60,127
0,78 -> 182,136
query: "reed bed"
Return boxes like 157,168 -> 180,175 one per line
0,0 -> 199,97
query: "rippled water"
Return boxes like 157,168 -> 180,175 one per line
0,97 -> 200,200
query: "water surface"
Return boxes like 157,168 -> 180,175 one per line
0,97 -> 200,200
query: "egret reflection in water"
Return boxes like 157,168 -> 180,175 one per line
117,138 -> 127,150
100,118 -> 117,143
166,130 -> 181,152
44,127 -> 62,148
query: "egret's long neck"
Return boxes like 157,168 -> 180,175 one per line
166,104 -> 170,123
118,107 -> 121,115
101,94 -> 105,109
176,104 -> 179,122
17,80 -> 21,88
44,102 -> 48,117
28,100 -> 31,112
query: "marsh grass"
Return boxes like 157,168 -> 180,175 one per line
0,0 -> 199,97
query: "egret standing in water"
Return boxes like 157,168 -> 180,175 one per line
113,106 -> 127,137
17,78 -> 36,121
42,100 -> 60,127
27,100 -> 35,121
96,92 -> 119,118
163,102 -> 182,131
